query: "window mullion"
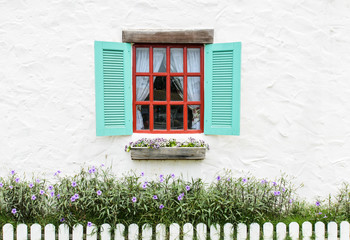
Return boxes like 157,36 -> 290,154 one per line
166,46 -> 171,131
150,46 -> 154,132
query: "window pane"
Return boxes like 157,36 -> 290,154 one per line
170,48 -> 183,72
188,105 -> 200,130
136,76 -> 149,101
187,48 -> 200,73
153,76 -> 167,101
154,105 -> 167,130
171,77 -> 183,101
153,48 -> 166,72
171,105 -> 183,129
136,48 -> 149,72
187,77 -> 200,101
136,105 -> 149,130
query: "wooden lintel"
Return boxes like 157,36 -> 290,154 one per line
122,29 -> 214,44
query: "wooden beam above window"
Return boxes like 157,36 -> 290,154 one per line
122,29 -> 214,44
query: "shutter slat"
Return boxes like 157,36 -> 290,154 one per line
95,41 -> 132,136
204,42 -> 241,135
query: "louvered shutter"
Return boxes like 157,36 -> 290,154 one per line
204,42 -> 241,135
95,41 -> 132,136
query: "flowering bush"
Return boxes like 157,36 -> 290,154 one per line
125,137 -> 209,152
0,167 -> 350,227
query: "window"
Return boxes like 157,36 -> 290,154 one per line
133,44 -> 204,133
94,41 -> 241,136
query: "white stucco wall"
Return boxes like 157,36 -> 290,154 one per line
1,0 -> 350,199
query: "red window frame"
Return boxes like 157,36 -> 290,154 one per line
132,44 -> 204,133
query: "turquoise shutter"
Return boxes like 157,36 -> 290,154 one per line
95,41 -> 132,136
204,42 -> 241,135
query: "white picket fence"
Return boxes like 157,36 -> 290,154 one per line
1,221 -> 350,240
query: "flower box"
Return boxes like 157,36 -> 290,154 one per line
130,147 -> 206,160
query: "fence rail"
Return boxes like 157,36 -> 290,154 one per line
1,221 -> 350,240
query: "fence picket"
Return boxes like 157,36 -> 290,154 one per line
302,221 -> 312,240
142,224 -> 152,240
340,221 -> 350,240
210,224 -> 220,240
128,224 -> 139,240
155,224 -> 166,240
100,224 -> 111,240
170,223 -> 180,240
223,223 -> 233,240
289,222 -> 299,240
315,222 -> 325,240
86,223 -> 97,240
17,224 -> 28,240
58,224 -> 69,240
31,224 -> 41,240
183,223 -> 193,240
263,222 -> 273,240
328,222 -> 338,240
196,223 -> 207,240
115,224 -> 125,240
44,224 -> 55,240
276,223 -> 286,240
3,223 -> 14,240
72,224 -> 83,240
249,223 -> 260,240
237,223 -> 247,240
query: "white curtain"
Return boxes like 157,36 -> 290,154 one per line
170,48 -> 184,100
136,48 -> 166,129
187,48 -> 201,129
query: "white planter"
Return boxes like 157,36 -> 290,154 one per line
130,147 -> 206,160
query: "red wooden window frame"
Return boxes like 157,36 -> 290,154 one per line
132,44 -> 204,133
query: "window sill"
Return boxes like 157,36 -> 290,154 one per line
130,147 -> 206,160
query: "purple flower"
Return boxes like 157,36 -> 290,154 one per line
318,212 -> 322,215
31,195 -> 36,200
324,215 -> 327,218
159,204 -> 164,209
87,222 -> 92,227
272,182 -> 277,186
57,170 -> 61,174
0,182 -> 3,187
227,178 -> 231,181
72,182 -> 77,187
15,178 -> 20,183
261,179 -> 267,184
71,196 -> 76,202
9,185 -> 13,189
74,193 -> 79,199
11,208 -> 16,214
40,190 -> 45,195
217,176 -> 221,181
274,191 -> 281,196
282,187 -> 286,192
48,185 -> 53,191
171,174 -> 175,178
60,218 -> 65,222
132,197 -> 137,203
100,164 -> 105,167
160,174 -> 164,178
50,191 -> 55,197
97,190 -> 102,196
186,185 -> 191,191
153,195 -> 158,199
36,179 -> 40,183
29,183 -> 34,188
316,201 -> 320,206
242,178 -> 247,183
177,193 -> 184,201
11,170 -> 15,175
141,172 -> 145,177
57,194 -> 61,199
289,199 -> 293,204
160,178 -> 164,183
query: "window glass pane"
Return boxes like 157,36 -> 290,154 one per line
136,76 -> 149,101
154,105 -> 167,130
171,77 -> 183,101
187,48 -> 200,73
188,105 -> 200,130
170,48 -> 183,73
153,48 -> 166,72
153,76 -> 167,101
136,105 -> 149,130
187,77 -> 200,101
136,48 -> 149,72
171,105 -> 183,129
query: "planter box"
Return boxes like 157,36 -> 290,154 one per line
130,147 -> 206,160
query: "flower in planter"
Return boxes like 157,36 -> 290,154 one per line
15,178 -> 20,183
159,204 -> 164,209
29,183 -> 34,188
11,170 -> 15,175
87,222 -> 92,227
11,208 -> 16,214
31,195 -> 36,200
0,182 -> 3,187
132,197 -> 137,203
97,190 -> 102,196
153,195 -> 158,199
40,190 -> 45,195
60,218 -> 65,222
72,181 -> 77,187
186,185 -> 190,191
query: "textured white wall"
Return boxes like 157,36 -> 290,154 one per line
1,0 -> 350,199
